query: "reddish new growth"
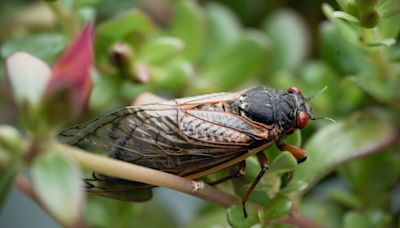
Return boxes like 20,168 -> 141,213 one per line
45,24 -> 94,115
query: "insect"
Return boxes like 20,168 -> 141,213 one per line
59,86 -> 312,217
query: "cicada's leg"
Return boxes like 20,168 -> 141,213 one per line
241,152 -> 269,218
84,172 -> 107,189
84,172 -> 126,189
207,161 -> 246,186
278,143 -> 307,163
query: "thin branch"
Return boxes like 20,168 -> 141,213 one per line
57,144 -> 238,208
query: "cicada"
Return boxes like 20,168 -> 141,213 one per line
59,86 -> 312,216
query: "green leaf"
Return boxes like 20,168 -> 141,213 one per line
367,38 -> 396,47
329,190 -> 363,209
0,125 -> 24,157
85,197 -> 140,227
85,197 -> 113,227
377,1 -> 400,38
332,11 -> 360,23
31,150 -> 83,226
265,195 -> 293,219
96,10 -> 152,40
205,2 -> 241,44
323,5 -> 360,47
337,77 -> 368,114
85,197 -> 175,227
295,62 -> 339,115
355,0 -> 378,13
58,0 -> 74,10
348,72 -> 395,103
300,198 -> 345,228
6,52 -> 51,108
202,2 -> 241,59
89,74 -> 122,111
284,61 -> 367,116
338,150 -> 400,202
266,152 -> 298,176
227,203 -> 259,228
201,31 -> 269,90
319,22 -> 369,75
152,58 -> 193,93
366,38 -> 396,47
244,156 -> 261,181
262,9 -> 310,72
283,109 -> 397,198
120,82 -> 151,102
0,163 -> 20,208
170,0 -> 205,61
189,207 -> 228,228
321,3 -> 335,18
96,10 -> 153,58
365,208 -> 391,228
343,211 -> 372,228
344,1 -> 362,18
126,200 -> 176,228
1,33 -> 66,62
377,0 -> 400,18
279,180 -> 308,196
0,126 -> 24,207
140,37 -> 184,65
335,0 -> 347,9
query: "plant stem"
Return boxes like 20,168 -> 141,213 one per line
362,28 -> 392,81
47,1 -> 79,39
57,144 -> 238,208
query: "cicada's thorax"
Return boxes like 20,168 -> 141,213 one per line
229,87 -> 312,139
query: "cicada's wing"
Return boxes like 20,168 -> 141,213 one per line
58,92 -> 272,200
83,173 -> 153,201
170,91 -> 240,106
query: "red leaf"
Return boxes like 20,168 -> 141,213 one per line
45,24 -> 94,115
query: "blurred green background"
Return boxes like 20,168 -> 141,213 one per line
0,0 -> 400,227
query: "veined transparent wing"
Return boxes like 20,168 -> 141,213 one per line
58,92 -> 272,200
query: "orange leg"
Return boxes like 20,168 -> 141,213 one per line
278,143 -> 307,163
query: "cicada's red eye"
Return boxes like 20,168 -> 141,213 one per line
288,86 -> 302,94
296,111 -> 309,129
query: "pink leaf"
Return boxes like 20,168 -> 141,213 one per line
45,24 -> 94,116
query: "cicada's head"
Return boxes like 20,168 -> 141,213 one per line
231,86 -> 312,136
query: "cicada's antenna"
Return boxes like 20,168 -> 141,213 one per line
306,86 -> 328,101
304,86 -> 335,123
310,116 -> 336,123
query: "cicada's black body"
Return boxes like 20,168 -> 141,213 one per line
59,87 -> 312,201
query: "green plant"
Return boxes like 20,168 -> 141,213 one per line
0,0 -> 399,227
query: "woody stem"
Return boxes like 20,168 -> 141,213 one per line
57,144 -> 238,208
